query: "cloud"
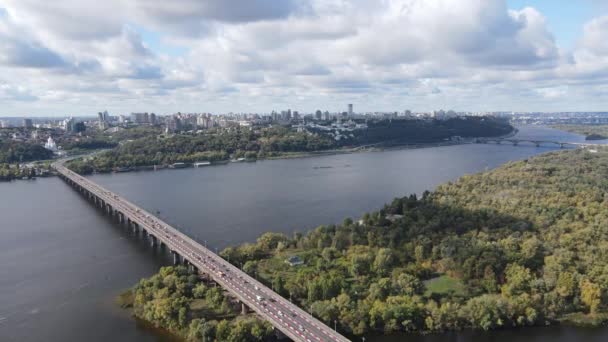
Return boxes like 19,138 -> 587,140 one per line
133,0 -> 307,36
578,15 -> 608,57
136,0 -> 303,22
2,0 -> 125,40
0,83 -> 38,101
0,0 -> 606,114
0,8 -> 67,68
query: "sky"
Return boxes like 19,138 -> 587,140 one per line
0,0 -> 607,117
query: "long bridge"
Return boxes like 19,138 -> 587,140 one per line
475,138 -> 602,148
52,161 -> 350,342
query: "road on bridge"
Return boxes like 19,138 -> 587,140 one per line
53,161 -> 351,342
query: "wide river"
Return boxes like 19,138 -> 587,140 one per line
2,126 -> 608,342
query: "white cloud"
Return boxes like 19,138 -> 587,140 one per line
0,0 -> 606,115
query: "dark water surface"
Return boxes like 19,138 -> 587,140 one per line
1,126 -> 607,341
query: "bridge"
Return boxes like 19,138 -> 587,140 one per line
52,161 -> 351,342
475,138 -> 601,148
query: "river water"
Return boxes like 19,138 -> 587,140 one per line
1,126 -> 607,342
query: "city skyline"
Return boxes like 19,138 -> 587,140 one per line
1,0 -> 608,117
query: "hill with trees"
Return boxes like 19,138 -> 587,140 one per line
67,117 -> 512,174
0,139 -> 53,164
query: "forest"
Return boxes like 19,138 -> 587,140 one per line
353,116 -> 513,145
216,148 -> 608,335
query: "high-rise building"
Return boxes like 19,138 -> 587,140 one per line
348,104 -> 353,116
23,118 -> 33,128
271,111 -> 279,122
0,120 -> 9,128
315,110 -> 322,120
165,116 -> 182,133
149,113 -> 156,125
130,112 -> 149,124
64,117 -> 76,132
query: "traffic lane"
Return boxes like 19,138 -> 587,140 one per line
125,218 -> 331,341
60,170 -> 340,341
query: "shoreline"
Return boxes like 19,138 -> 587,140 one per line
71,128 -> 520,176
115,145 -> 608,341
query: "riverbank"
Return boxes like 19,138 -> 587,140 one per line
69,128 -> 520,176
550,124 -> 608,141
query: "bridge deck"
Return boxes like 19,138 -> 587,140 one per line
53,162 -> 350,342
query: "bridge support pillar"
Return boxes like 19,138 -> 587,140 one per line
241,302 -> 248,315
150,235 -> 157,248
172,251 -> 180,265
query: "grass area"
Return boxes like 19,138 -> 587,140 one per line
256,250 -> 304,287
559,312 -> 608,327
116,289 -> 134,308
423,275 -> 467,297
552,124 -> 608,140
190,298 -> 236,320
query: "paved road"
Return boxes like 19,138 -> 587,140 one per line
53,162 -> 350,342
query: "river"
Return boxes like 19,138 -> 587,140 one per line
0,125 -> 607,341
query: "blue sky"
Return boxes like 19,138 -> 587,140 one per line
509,0 -> 597,49
0,0 -> 608,116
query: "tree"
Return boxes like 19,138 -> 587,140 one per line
501,264 -> 534,297
373,248 -> 394,275
187,318 -> 214,341
461,295 -> 507,330
391,273 -> 423,296
350,254 -> 371,277
580,279 -> 602,314
272,275 -> 285,295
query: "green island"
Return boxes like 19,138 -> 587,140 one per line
67,117 -> 512,174
551,124 -> 608,140
118,266 -> 276,341
125,147 -> 608,340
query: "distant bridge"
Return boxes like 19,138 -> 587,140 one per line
475,138 -> 602,148
52,161 -> 350,342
